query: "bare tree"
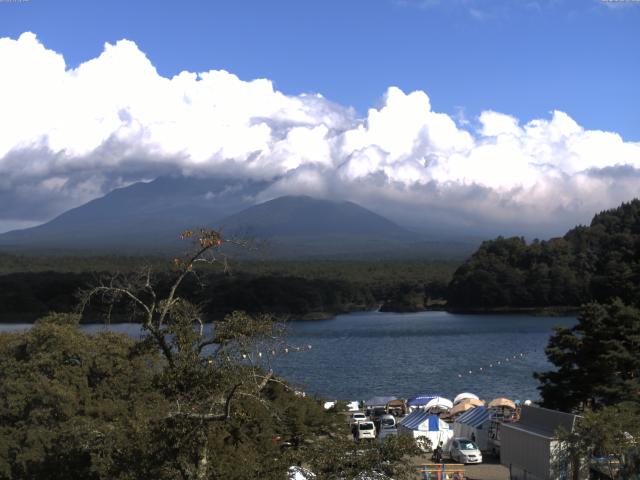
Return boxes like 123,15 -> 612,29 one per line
79,229 -> 286,479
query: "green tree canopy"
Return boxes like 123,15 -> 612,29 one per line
0,312 -> 165,479
536,300 -> 640,412
1,230 -> 420,479
448,199 -> 640,309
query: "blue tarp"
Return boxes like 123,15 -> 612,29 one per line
407,395 -> 440,407
365,396 -> 397,407
428,415 -> 439,431
399,411 -> 450,431
455,406 -> 491,429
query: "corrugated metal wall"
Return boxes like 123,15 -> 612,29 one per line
500,425 -> 550,480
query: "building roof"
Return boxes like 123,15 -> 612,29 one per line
365,396 -> 397,407
502,405 -> 578,439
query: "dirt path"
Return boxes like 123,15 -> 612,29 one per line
409,455 -> 510,480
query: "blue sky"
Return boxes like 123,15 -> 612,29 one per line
2,0 -> 639,139
1,0 -> 640,236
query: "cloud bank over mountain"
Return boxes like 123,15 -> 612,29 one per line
1,32 -> 639,236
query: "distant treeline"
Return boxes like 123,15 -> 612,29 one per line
448,200 -> 640,310
7,198 -> 639,319
0,260 -> 456,322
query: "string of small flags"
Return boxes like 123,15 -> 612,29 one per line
457,351 -> 529,378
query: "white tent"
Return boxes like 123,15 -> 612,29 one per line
397,410 -> 453,451
452,406 -> 492,451
424,396 -> 453,412
453,392 -> 479,405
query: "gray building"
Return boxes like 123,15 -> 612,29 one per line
500,405 -> 583,480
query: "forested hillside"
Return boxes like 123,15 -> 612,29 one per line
448,199 -> 640,310
0,260 -> 456,322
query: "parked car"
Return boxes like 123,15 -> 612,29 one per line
350,412 -> 367,424
449,438 -> 482,464
378,414 -> 396,429
368,407 -> 387,422
377,427 -> 398,441
355,421 -> 377,440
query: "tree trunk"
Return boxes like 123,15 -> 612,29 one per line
196,439 -> 208,480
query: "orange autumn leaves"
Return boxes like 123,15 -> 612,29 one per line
174,229 -> 223,269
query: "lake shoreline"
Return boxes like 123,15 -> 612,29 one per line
0,304 -> 580,325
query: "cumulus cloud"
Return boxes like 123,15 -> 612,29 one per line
1,32 -> 639,236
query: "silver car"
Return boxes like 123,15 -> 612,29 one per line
449,438 -> 482,464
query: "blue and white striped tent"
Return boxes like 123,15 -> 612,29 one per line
453,406 -> 493,450
398,410 -> 454,450
456,406 -> 491,429
399,411 -> 451,431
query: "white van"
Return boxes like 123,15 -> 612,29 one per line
355,421 -> 376,440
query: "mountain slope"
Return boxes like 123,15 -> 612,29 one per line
216,195 -> 439,258
0,176 -> 264,253
0,178 -> 477,258
219,195 -> 410,237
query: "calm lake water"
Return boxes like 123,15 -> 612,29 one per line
0,311 -> 575,403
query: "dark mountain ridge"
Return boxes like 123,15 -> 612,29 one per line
220,195 -> 411,237
0,176 -> 265,253
0,176 -> 477,258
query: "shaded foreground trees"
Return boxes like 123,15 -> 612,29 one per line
555,402 -> 640,479
536,300 -> 640,477
0,312 -> 165,479
0,229 -> 420,479
536,300 -> 640,412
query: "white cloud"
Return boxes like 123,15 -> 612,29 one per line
1,32 -> 640,237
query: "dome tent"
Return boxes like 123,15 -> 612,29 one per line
453,392 -> 479,405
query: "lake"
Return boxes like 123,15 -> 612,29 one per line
0,311 -> 575,403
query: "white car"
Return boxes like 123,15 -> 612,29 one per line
355,421 -> 377,440
350,412 -> 367,424
449,438 -> 482,464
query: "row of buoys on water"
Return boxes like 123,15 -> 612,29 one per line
457,351 -> 529,378
238,344 -> 313,360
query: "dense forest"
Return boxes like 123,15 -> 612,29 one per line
4,198 -> 640,320
0,259 -> 456,322
448,199 -> 640,310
